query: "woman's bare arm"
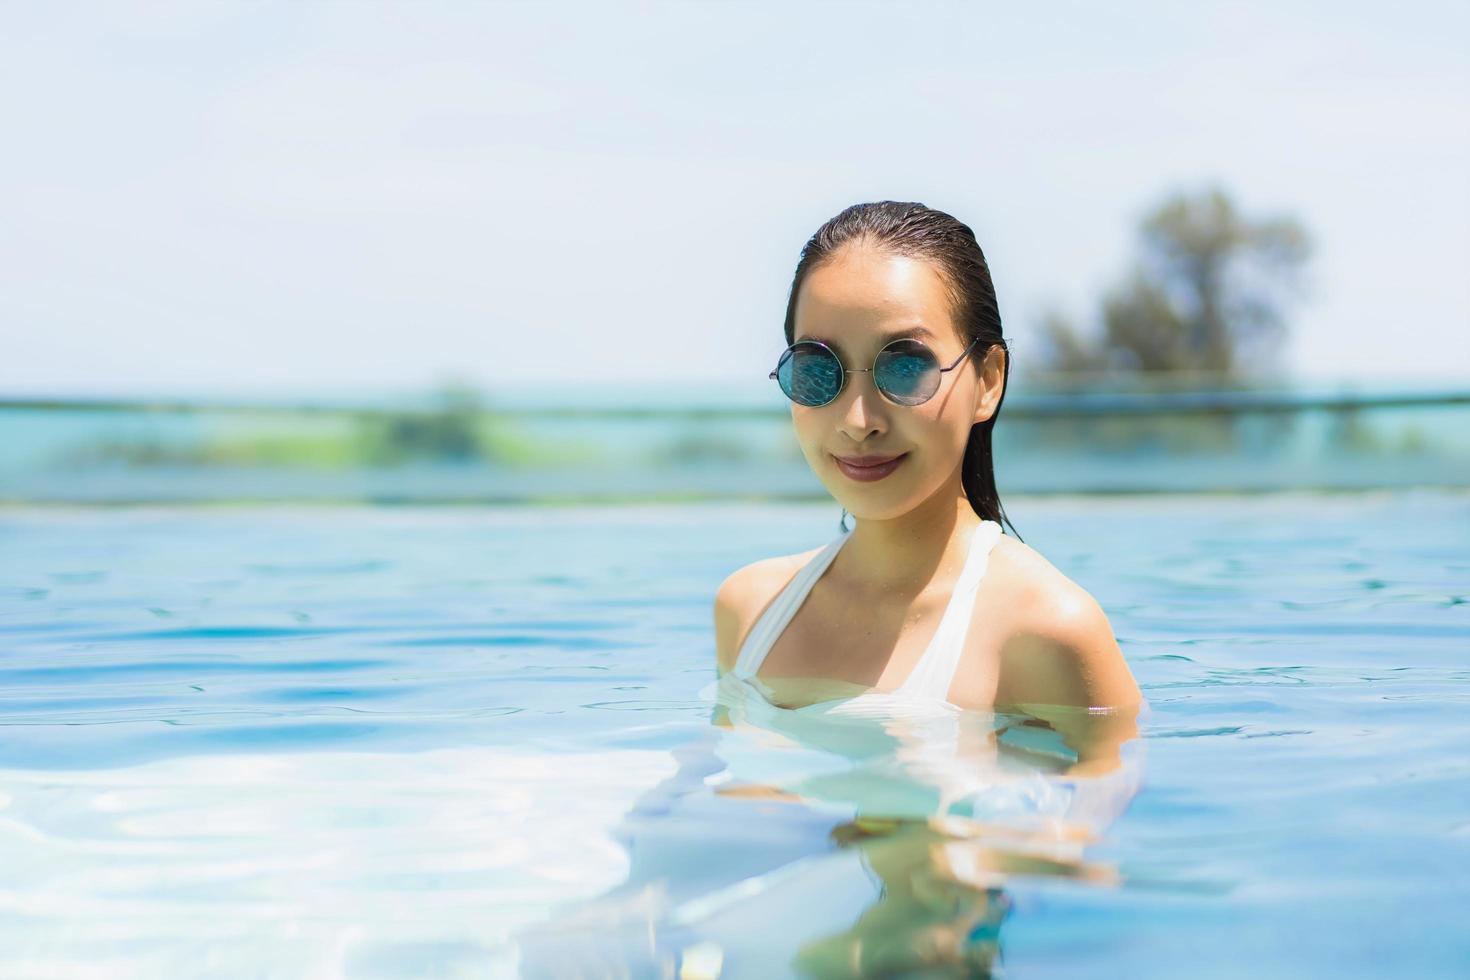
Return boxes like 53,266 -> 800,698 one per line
993,585 -> 1142,774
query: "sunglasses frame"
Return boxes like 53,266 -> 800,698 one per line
769,335 -> 984,407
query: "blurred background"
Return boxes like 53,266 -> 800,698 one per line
2,0 -> 1467,503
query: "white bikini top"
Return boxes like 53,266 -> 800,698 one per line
730,519 -> 1004,713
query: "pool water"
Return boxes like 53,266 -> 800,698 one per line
1,492 -> 1466,978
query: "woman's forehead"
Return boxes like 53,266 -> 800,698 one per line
795,249 -> 958,343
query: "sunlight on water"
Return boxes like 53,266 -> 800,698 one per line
0,492 -> 1466,977
1,746 -> 672,976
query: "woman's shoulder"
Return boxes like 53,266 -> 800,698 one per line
985,533 -> 1141,710
986,532 -> 1090,612
712,544 -> 827,674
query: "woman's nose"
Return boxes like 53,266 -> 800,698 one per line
834,373 -> 888,442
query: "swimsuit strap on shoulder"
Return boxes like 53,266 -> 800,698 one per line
895,520 -> 1004,700
731,531 -> 851,678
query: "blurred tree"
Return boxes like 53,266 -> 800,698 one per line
357,382 -> 487,465
1035,186 -> 1312,381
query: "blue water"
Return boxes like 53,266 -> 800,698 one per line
1,492 -> 1466,977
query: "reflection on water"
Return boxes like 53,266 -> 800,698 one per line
514,692 -> 1144,978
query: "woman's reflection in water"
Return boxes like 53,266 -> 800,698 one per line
512,697 -> 1143,979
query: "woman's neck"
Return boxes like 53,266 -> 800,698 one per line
832,489 -> 985,603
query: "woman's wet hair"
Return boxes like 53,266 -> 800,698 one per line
783,200 -> 1021,541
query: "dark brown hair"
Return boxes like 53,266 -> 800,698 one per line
782,200 -> 1021,541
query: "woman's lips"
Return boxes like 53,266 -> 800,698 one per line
832,452 -> 908,482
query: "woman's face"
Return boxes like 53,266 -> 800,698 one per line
788,244 -> 1002,522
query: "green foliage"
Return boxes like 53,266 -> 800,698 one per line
57,384 -> 588,470
651,429 -> 754,464
355,384 -> 486,465
55,422 -> 360,469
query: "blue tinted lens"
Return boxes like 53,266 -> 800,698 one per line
778,343 -> 842,406
875,340 -> 939,405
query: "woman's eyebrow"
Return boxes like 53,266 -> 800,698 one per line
795,325 -> 935,344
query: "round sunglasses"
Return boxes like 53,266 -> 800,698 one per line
769,335 -> 983,407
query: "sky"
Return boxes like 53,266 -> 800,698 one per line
2,0 -> 1467,400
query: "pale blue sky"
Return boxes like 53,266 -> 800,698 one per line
2,0 -> 1467,398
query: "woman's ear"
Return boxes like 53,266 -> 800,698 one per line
972,345 -> 1006,425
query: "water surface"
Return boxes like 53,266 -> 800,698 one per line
1,492 -> 1466,977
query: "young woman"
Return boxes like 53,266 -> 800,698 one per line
515,204 -> 1145,976
714,201 -> 1141,769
